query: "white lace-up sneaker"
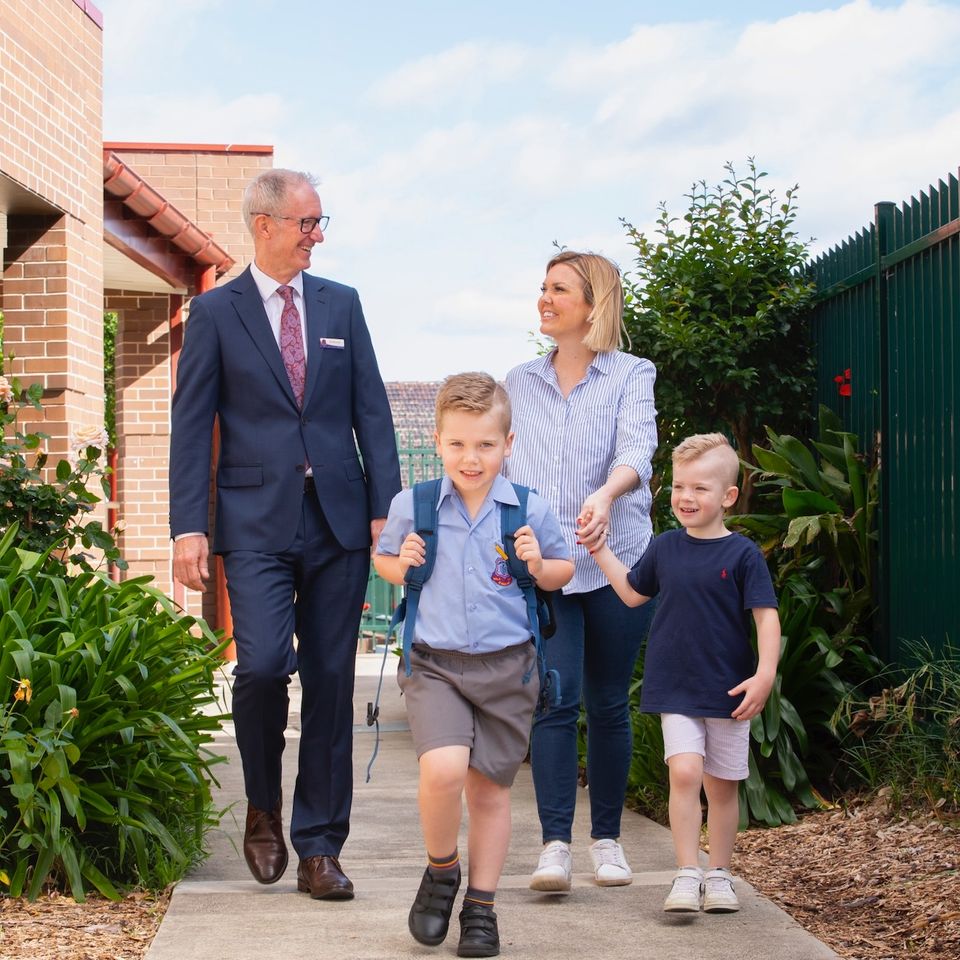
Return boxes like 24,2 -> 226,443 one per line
663,867 -> 704,912
589,838 -> 633,886
703,867 -> 740,912
529,840 -> 572,892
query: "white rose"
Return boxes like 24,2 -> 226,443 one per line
71,424 -> 109,454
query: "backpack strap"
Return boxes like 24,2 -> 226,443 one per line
388,477 -> 443,677
502,484 -> 558,705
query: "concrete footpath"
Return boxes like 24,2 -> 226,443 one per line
145,653 -> 837,960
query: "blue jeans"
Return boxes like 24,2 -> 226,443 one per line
531,585 -> 656,843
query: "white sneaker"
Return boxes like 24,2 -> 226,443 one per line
663,867 -> 703,912
529,840 -> 572,892
589,838 -> 633,886
703,868 -> 740,912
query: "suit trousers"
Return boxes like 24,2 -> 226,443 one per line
223,484 -> 369,858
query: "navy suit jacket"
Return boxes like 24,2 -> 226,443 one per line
170,266 -> 400,554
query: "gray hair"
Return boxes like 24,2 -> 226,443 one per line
242,169 -> 319,234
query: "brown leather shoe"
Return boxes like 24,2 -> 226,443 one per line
297,855 -> 355,900
243,798 -> 288,884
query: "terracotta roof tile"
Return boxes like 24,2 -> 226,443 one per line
385,382 -> 443,487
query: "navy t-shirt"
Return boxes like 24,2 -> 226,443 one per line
626,529 -> 778,718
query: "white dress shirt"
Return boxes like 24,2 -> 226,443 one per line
249,260 -> 309,361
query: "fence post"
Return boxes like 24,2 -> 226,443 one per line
873,200 -> 895,663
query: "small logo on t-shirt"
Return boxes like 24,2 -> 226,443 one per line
721,568 -> 728,579
491,544 -> 513,586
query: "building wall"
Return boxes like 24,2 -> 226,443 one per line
106,288 -> 175,589
1,0 -> 105,457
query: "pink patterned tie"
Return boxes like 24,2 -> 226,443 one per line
276,285 -> 306,407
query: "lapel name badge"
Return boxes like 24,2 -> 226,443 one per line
319,337 -> 345,349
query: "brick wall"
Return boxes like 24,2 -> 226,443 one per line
1,0 -> 105,460
103,145 -> 273,281
106,289 -> 178,590
0,0 -> 103,217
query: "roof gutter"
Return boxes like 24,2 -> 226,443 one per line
102,151 -> 235,277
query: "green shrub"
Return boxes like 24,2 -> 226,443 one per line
730,407 -> 881,825
622,158 -> 816,514
0,366 -> 124,572
0,525 -> 228,901
835,641 -> 960,814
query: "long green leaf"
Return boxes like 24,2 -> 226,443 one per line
782,487 -> 842,517
25,846 -> 56,901
59,839 -> 85,902
80,855 -> 121,901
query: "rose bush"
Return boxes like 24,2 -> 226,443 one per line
0,367 -> 124,571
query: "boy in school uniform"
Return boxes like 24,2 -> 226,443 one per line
589,433 -> 781,914
375,372 -> 574,957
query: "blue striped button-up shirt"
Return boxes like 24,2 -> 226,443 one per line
376,474 -> 569,653
505,349 -> 657,595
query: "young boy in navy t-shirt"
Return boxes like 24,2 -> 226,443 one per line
590,433 -> 780,915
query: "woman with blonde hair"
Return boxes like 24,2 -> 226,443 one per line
505,250 -> 657,892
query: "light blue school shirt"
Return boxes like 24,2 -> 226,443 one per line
376,474 -> 570,653
505,349 -> 658,594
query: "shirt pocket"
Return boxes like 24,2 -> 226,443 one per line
569,402 -> 618,461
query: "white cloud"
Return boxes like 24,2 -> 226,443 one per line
368,41 -> 527,109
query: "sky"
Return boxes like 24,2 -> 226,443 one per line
97,0 -> 960,382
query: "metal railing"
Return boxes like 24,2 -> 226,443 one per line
805,169 -> 959,664
359,437 -> 443,651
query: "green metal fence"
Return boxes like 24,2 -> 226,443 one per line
359,438 -> 442,650
806,170 -> 959,665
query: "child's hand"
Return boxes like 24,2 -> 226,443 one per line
576,490 -> 613,552
728,670 -> 776,721
512,525 -> 543,578
398,532 -> 426,573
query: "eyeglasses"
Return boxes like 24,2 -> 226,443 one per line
254,213 -> 330,234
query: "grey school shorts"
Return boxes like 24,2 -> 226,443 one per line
397,640 -> 540,787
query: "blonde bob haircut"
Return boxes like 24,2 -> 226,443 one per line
546,250 -> 628,353
672,433 -> 741,489
242,169 -> 319,235
435,371 -> 512,435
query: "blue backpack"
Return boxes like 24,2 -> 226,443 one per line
393,478 -> 558,697
365,478 -> 560,780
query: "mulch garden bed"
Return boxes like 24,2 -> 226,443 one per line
734,795 -> 960,959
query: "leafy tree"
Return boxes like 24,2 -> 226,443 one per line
622,159 -> 816,511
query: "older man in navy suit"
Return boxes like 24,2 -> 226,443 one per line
170,169 -> 400,899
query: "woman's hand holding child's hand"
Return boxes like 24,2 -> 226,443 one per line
576,491 -> 613,553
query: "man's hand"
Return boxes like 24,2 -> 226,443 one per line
173,535 -> 211,592
370,517 -> 388,551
